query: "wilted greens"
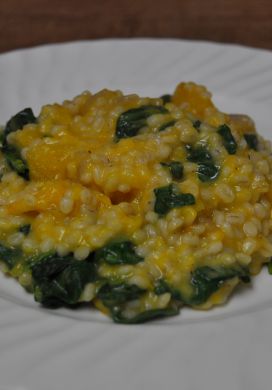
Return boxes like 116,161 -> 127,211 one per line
218,124 -> 237,154
154,184 -> 195,216
116,105 -> 168,140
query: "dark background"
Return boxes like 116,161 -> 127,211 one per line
0,0 -> 272,53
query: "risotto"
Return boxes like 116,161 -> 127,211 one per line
0,82 -> 272,323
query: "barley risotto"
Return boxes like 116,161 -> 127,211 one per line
0,82 -> 272,323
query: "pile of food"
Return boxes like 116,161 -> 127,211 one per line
0,82 -> 272,323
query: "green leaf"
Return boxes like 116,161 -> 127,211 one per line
186,265 -> 250,305
197,163 -> 220,182
19,224 -> 31,236
244,133 -> 258,151
193,120 -> 201,131
0,244 -> 22,269
158,119 -> 176,132
218,124 -> 237,154
267,259 -> 272,275
95,240 -> 143,265
30,252 -> 96,307
154,184 -> 195,216
2,143 -> 29,180
4,108 -> 36,139
112,302 -> 180,324
155,266 -> 250,307
186,144 -> 213,163
115,105 -> 168,140
0,132 -> 5,146
186,144 -> 220,183
98,281 -> 180,324
154,279 -> 182,301
160,94 -> 172,104
1,108 -> 36,180
160,161 -> 184,180
97,282 -> 146,308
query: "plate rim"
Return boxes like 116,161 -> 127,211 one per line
1,37 -> 272,58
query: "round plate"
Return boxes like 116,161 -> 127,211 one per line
1,39 -> 272,390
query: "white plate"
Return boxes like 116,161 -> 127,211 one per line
1,39 -> 272,390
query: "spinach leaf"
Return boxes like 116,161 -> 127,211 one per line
193,120 -> 201,131
154,184 -> 195,216
154,279 -> 182,301
156,265 -> 249,307
4,108 -> 36,139
30,252 -> 96,307
186,144 -> 220,182
160,94 -> 172,104
97,282 -> 146,307
115,105 -> 168,140
186,144 -> 213,163
0,132 -> 4,146
186,265 -> 250,305
218,124 -> 237,154
160,161 -> 184,180
244,133 -> 258,151
2,143 -> 29,180
98,281 -> 180,323
0,244 -> 22,269
19,224 -> 31,236
158,119 -> 176,132
108,264 -> 250,322
112,302 -> 180,324
95,240 -> 143,265
267,259 -> 272,275
197,163 -> 220,182
1,108 -> 36,180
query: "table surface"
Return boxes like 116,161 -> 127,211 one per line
0,0 -> 272,54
